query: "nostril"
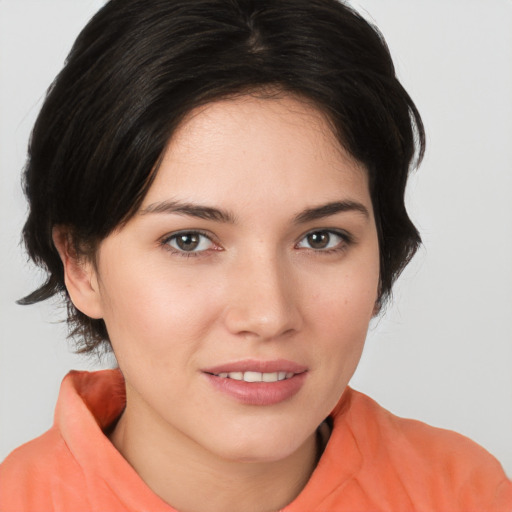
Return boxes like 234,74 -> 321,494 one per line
223,305 -> 301,340
222,261 -> 303,338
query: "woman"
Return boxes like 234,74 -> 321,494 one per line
1,1 -> 510,511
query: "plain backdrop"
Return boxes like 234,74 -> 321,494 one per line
1,0 -> 511,475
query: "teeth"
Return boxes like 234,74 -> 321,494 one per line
217,371 -> 295,382
244,371 -> 263,382
262,372 -> 278,382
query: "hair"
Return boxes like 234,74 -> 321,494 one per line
19,0 -> 425,354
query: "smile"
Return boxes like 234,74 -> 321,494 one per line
213,371 -> 295,382
203,360 -> 308,405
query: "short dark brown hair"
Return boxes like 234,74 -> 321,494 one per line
19,0 -> 425,353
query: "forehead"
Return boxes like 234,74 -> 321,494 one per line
141,94 -> 370,213
167,94 -> 357,169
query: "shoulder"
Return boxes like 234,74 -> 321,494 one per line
332,388 -> 512,511
345,388 -> 504,469
0,370 -> 126,512
0,427 -> 82,511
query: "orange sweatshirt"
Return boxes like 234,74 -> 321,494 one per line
1,370 -> 511,511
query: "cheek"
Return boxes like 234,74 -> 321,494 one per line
305,253 -> 379,364
96,258 -> 221,357
310,261 -> 379,328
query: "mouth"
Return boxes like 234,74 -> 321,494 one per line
202,359 -> 307,380
207,371 -> 297,383
202,359 -> 308,405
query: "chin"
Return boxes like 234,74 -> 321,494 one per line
210,430 -> 312,465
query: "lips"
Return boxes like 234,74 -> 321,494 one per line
203,359 -> 307,375
213,371 -> 295,382
202,359 -> 308,406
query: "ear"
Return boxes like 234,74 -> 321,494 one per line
52,227 -> 104,319
371,279 -> 384,317
371,288 -> 383,317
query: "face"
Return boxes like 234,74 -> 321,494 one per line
85,95 -> 380,463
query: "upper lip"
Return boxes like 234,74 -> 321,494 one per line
202,359 -> 308,375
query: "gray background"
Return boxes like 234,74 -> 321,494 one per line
1,0 -> 511,474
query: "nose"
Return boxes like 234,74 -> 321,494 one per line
223,252 -> 302,340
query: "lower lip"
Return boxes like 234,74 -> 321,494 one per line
204,372 -> 307,406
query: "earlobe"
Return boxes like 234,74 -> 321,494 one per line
52,227 -> 104,319
372,290 -> 382,317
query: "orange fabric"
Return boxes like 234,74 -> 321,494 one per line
1,370 -> 511,512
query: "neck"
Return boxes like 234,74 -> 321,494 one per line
110,395 -> 319,512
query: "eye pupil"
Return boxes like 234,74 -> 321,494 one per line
307,231 -> 330,249
176,233 -> 200,251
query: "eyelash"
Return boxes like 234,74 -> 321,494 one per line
295,229 -> 353,255
160,229 -> 353,258
160,230 -> 219,258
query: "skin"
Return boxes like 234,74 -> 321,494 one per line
56,94 -> 380,512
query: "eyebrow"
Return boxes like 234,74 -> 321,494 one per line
140,200 -> 236,223
293,201 -> 370,224
140,199 -> 369,224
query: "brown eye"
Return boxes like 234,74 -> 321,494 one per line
166,232 -> 214,253
297,230 -> 347,251
176,233 -> 200,251
306,231 -> 331,249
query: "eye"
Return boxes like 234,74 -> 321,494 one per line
296,230 -> 348,251
164,231 -> 215,253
